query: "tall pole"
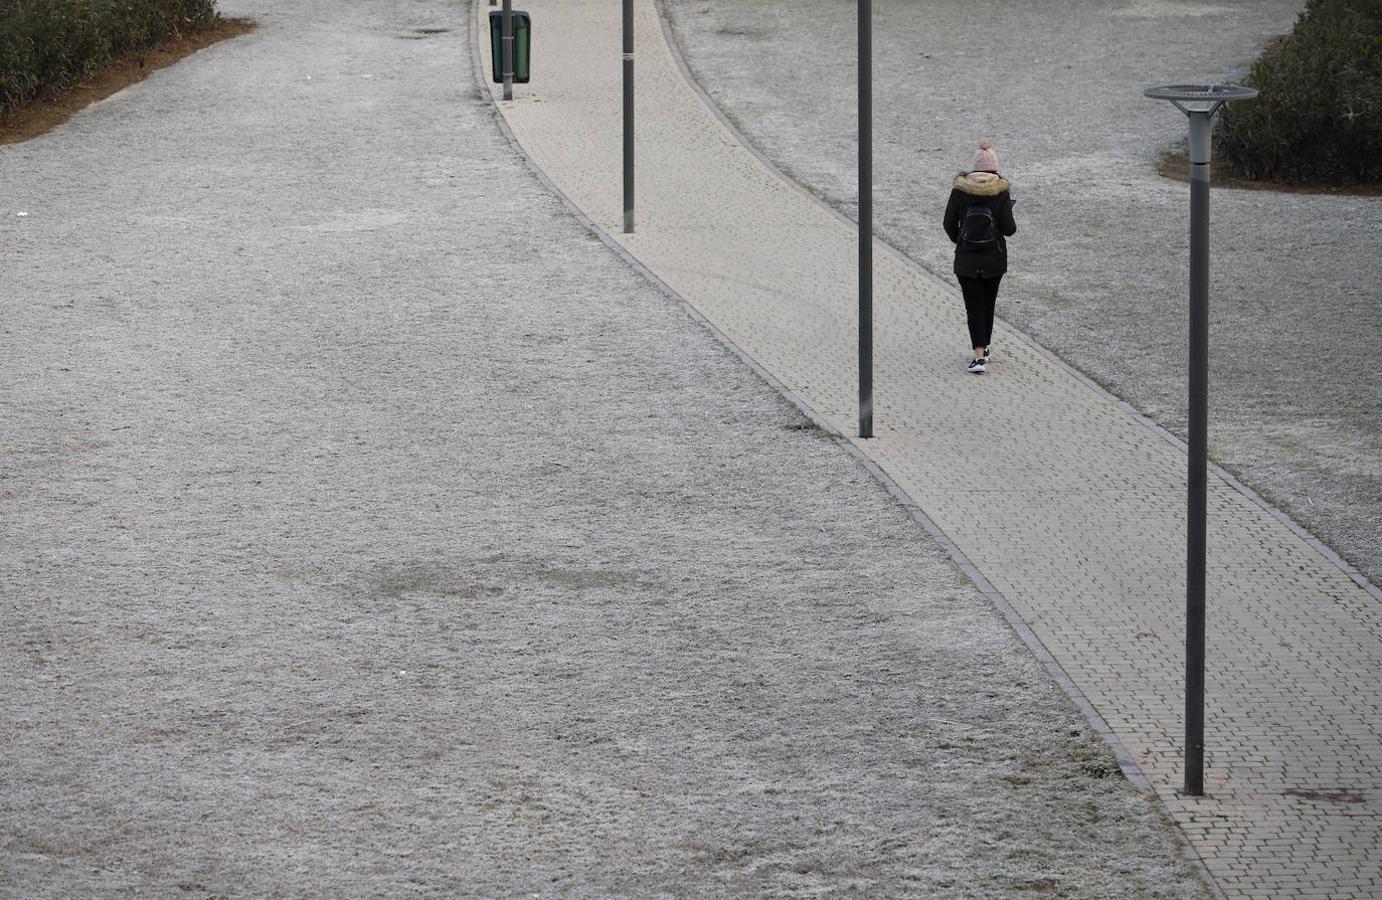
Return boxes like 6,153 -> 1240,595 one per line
1185,108 -> 1211,797
622,0 -> 635,234
1146,82 -> 1254,799
501,0 -> 513,101
857,0 -> 873,439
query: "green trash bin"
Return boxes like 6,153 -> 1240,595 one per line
489,10 -> 531,84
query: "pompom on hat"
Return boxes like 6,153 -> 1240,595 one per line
973,139 -> 999,173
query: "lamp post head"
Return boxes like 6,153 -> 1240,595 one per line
1145,83 -> 1258,118
1146,84 -> 1257,166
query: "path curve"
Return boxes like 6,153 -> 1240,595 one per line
478,2 -> 1382,896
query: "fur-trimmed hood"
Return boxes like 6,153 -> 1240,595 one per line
953,171 -> 1010,196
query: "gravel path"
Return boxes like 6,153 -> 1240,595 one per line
663,0 -> 1382,586
0,0 -> 1202,895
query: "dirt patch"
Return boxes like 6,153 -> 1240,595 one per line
1156,148 -> 1382,197
1283,788 -> 1366,804
0,17 -> 256,145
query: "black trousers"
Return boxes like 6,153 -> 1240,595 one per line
958,274 -> 1002,349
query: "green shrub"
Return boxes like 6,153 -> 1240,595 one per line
1218,0 -> 1382,183
0,0 -> 220,118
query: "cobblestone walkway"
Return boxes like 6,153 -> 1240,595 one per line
480,2 -> 1382,896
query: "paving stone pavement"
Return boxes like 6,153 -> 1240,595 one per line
479,1 -> 1382,896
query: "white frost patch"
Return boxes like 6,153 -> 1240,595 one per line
1113,1 -> 1232,18
1018,152 -> 1134,191
314,207 -> 412,232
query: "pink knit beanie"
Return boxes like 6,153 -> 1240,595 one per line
973,139 -> 999,173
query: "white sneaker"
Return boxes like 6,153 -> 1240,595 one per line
983,343 -> 991,362
967,357 -> 986,374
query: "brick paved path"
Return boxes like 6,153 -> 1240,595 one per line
480,2 -> 1382,896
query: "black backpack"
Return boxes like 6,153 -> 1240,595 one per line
958,203 -> 997,250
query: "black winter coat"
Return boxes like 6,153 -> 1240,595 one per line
943,172 -> 1017,278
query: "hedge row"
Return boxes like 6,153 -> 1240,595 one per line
1219,0 -> 1382,184
0,0 -> 220,118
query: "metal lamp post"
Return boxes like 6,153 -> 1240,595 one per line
858,0 -> 873,439
1143,83 -> 1256,797
623,0 -> 634,234
501,0 -> 514,101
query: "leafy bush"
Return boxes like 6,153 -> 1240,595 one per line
1218,0 -> 1382,183
0,0 -> 220,117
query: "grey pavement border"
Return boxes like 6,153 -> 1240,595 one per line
471,4 -> 1224,897
651,0 -> 1380,611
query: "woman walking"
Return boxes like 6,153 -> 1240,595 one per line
944,140 -> 1017,374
